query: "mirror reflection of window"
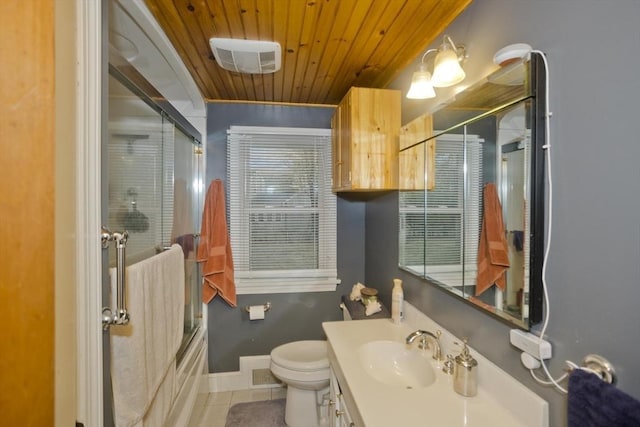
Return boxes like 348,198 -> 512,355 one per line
398,53 -> 546,330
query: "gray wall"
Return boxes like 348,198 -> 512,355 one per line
203,1 -> 640,423
372,1 -> 640,426
205,103 -> 366,371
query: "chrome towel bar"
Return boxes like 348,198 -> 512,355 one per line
101,226 -> 130,329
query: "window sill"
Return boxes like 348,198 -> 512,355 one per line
235,277 -> 340,295
236,283 -> 337,294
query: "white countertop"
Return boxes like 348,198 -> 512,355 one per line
323,318 -> 540,427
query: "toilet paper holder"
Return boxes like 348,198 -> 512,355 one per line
245,302 -> 271,313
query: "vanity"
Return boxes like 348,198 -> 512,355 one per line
322,303 -> 548,427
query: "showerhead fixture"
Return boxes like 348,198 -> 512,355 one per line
112,133 -> 149,154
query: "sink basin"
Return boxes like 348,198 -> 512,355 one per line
357,340 -> 436,389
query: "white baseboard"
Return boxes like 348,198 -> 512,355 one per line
200,355 -> 282,393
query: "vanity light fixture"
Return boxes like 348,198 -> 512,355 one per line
406,63 -> 436,99
406,35 -> 467,99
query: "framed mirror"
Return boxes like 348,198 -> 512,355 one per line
399,53 -> 546,329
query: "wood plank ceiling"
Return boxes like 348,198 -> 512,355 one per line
144,0 -> 472,105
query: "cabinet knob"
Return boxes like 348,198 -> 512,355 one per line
335,410 -> 345,417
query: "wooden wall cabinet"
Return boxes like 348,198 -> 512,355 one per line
399,113 -> 435,190
331,87 -> 401,192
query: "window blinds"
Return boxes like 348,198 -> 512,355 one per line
227,126 -> 338,294
399,134 -> 483,286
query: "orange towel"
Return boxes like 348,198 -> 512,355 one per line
197,179 -> 237,306
476,182 -> 510,296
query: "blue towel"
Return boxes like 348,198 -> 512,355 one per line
568,369 -> 640,427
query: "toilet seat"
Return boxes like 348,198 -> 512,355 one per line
270,340 -> 328,372
270,361 -> 330,385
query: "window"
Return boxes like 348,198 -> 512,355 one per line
399,134 -> 483,287
227,126 -> 338,294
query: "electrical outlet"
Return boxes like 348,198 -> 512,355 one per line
510,329 -> 552,360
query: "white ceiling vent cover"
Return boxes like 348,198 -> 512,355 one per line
209,38 -> 281,74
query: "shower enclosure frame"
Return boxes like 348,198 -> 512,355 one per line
76,2 -> 208,425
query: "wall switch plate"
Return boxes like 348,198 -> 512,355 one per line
510,329 -> 552,360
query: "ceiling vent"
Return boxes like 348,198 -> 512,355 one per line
209,38 -> 281,74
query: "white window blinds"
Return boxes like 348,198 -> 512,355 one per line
399,134 -> 483,286
227,126 -> 338,294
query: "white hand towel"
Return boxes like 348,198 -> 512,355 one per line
365,301 -> 382,316
349,282 -> 365,301
110,244 -> 185,427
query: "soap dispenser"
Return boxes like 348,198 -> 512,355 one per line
453,339 -> 478,397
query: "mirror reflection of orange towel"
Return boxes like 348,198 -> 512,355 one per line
476,183 -> 510,296
197,179 -> 237,306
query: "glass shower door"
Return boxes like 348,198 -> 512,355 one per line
104,70 -> 203,425
171,125 -> 204,358
106,71 -> 203,347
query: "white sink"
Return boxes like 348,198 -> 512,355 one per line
357,340 -> 435,389
324,317 -> 548,426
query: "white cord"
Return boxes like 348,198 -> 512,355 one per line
530,368 -> 568,386
530,360 -> 602,390
530,49 -> 568,394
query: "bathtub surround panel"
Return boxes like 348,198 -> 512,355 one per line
375,1 -> 640,426
206,103 -> 365,373
166,329 -> 208,426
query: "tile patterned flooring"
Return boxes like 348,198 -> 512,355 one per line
187,387 -> 287,427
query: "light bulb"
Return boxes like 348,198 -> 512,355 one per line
406,66 -> 435,99
432,48 -> 465,88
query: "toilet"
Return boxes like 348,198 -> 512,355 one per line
270,340 -> 330,427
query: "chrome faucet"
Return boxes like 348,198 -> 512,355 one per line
406,330 -> 443,361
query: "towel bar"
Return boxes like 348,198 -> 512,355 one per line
101,226 -> 130,329
582,354 -> 616,384
566,354 -> 616,384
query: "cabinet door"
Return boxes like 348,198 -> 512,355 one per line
329,369 -> 340,427
399,113 -> 435,190
331,87 -> 400,192
330,368 -> 355,427
337,393 -> 354,427
331,106 -> 342,191
349,88 -> 400,190
339,96 -> 352,190
331,97 -> 353,192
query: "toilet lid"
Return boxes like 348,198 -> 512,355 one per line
271,340 -> 329,372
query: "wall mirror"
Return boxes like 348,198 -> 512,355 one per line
399,53 -> 546,329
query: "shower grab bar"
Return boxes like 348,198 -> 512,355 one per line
101,226 -> 130,329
